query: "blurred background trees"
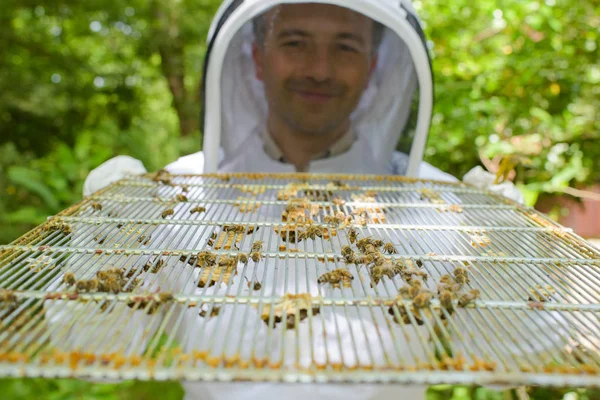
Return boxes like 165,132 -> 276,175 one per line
0,0 -> 598,396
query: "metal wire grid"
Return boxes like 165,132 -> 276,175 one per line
0,173 -> 599,387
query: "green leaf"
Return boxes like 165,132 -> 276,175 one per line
7,166 -> 60,211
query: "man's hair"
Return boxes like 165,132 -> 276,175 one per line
252,12 -> 385,54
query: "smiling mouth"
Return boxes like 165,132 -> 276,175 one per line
293,90 -> 336,103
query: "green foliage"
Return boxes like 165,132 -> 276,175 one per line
0,378 -> 184,400
0,380 -> 598,400
0,0 -> 216,242
419,0 -> 599,206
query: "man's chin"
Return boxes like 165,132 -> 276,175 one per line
293,124 -> 340,137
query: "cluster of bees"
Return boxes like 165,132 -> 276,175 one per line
256,293 -> 320,329
158,184 -> 197,219
44,221 -> 72,235
181,239 -> 264,289
126,293 -> 173,315
390,267 -> 480,326
317,268 -> 353,289
276,224 -> 327,243
206,224 -> 259,250
199,304 -> 221,318
62,267 -> 138,294
338,236 -> 425,287
63,265 -> 175,314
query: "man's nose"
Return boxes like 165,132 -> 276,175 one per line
303,46 -> 334,82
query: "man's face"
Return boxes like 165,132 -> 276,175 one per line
253,4 -> 378,137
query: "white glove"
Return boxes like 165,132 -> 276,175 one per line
463,166 -> 524,204
83,155 -> 147,197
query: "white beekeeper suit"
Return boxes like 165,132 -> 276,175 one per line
76,1 -> 533,399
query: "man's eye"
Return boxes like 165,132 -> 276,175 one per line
282,41 -> 303,48
338,44 -> 359,53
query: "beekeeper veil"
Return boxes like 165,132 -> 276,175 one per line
201,0 -> 433,176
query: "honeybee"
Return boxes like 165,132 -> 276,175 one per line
413,291 -> 433,309
94,233 -> 107,245
137,235 -> 151,245
63,272 -> 76,286
341,245 -> 353,257
363,244 -> 378,256
206,232 -> 216,247
343,252 -> 356,264
277,227 -> 300,243
318,268 -> 354,288
363,252 -> 380,265
103,277 -> 121,294
76,280 -> 95,292
218,256 -> 237,268
414,270 -> 429,281
439,290 -> 455,313
454,267 -> 468,277
372,239 -> 384,248
96,270 -> 108,280
399,285 -> 420,299
323,214 -> 344,227
190,206 -> 206,214
305,226 -> 324,240
383,242 -> 397,254
355,237 -> 374,253
401,270 -> 415,283
370,261 -> 398,286
199,306 -> 221,318
250,252 -> 261,263
348,227 -> 359,244
458,289 -> 480,307
388,303 -> 412,325
176,194 -> 188,202
90,202 -> 103,212
439,275 -> 453,284
87,279 -> 99,292
75,280 -> 86,292
161,209 -> 174,219
236,253 -> 249,265
245,277 -> 262,291
181,184 -> 189,193
45,221 -> 72,235
410,280 -> 423,289
393,260 -> 407,272
158,293 -> 173,302
222,224 -> 245,233
123,266 -> 138,279
251,240 -> 263,253
454,273 -> 469,285
416,259 -> 424,268
196,251 -> 216,267
151,259 -> 165,273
